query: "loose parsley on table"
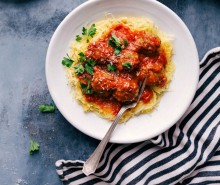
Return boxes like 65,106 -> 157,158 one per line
38,104 -> 56,113
29,139 -> 40,155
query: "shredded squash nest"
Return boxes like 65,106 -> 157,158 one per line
64,16 -> 175,122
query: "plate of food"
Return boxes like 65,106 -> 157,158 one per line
46,0 -> 199,143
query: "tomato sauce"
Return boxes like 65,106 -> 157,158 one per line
141,88 -> 154,103
79,23 -> 167,115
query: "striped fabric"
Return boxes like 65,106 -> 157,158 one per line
56,47 -> 220,185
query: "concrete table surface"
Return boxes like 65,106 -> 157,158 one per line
0,0 -> 219,184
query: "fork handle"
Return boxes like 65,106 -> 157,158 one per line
82,107 -> 127,176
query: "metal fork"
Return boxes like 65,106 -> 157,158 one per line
82,78 -> 147,176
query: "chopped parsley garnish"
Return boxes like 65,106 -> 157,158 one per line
80,82 -> 87,92
85,63 -> 94,75
82,27 -> 88,36
75,53 -> 96,76
38,104 -> 56,113
107,64 -> 116,72
122,62 -> 132,69
80,77 -> 93,94
86,59 -> 96,67
62,54 -> 74,68
108,34 -> 122,56
74,64 -> 85,75
76,35 -> 82,42
76,24 -> 97,43
84,59 -> 96,75
82,24 -> 97,42
123,39 -> 128,48
87,24 -> 97,38
114,48 -> 121,56
109,34 -> 121,48
86,89 -> 93,94
29,139 -> 40,155
78,52 -> 86,62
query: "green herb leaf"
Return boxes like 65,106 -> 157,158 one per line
38,104 -> 56,113
62,54 -> 74,68
82,27 -> 87,36
87,24 -> 97,38
81,24 -> 96,42
123,39 -> 128,47
80,78 -> 93,94
86,89 -> 93,94
108,39 -> 115,48
80,82 -> 87,93
85,77 -> 93,94
74,64 -> 85,75
122,62 -> 132,69
108,34 -> 121,48
78,52 -> 86,62
29,139 -> 40,155
112,34 -> 121,48
114,48 -> 121,56
107,64 -> 116,72
76,35 -> 82,42
85,77 -> 91,88
108,34 -> 122,56
87,59 -> 96,67
85,63 -> 94,75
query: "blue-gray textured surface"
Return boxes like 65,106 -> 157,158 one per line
0,0 -> 219,184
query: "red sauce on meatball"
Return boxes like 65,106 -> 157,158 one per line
78,23 -> 167,115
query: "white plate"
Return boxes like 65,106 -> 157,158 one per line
46,0 -> 199,143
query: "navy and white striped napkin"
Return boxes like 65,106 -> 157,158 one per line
56,47 -> 220,185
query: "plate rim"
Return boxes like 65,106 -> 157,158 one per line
46,0 -> 199,143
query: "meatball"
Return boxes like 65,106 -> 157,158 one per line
138,52 -> 167,87
91,66 -> 116,92
113,78 -> 139,102
107,23 -> 134,44
111,50 -> 140,71
86,40 -> 114,64
128,31 -> 161,54
91,66 -> 139,102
